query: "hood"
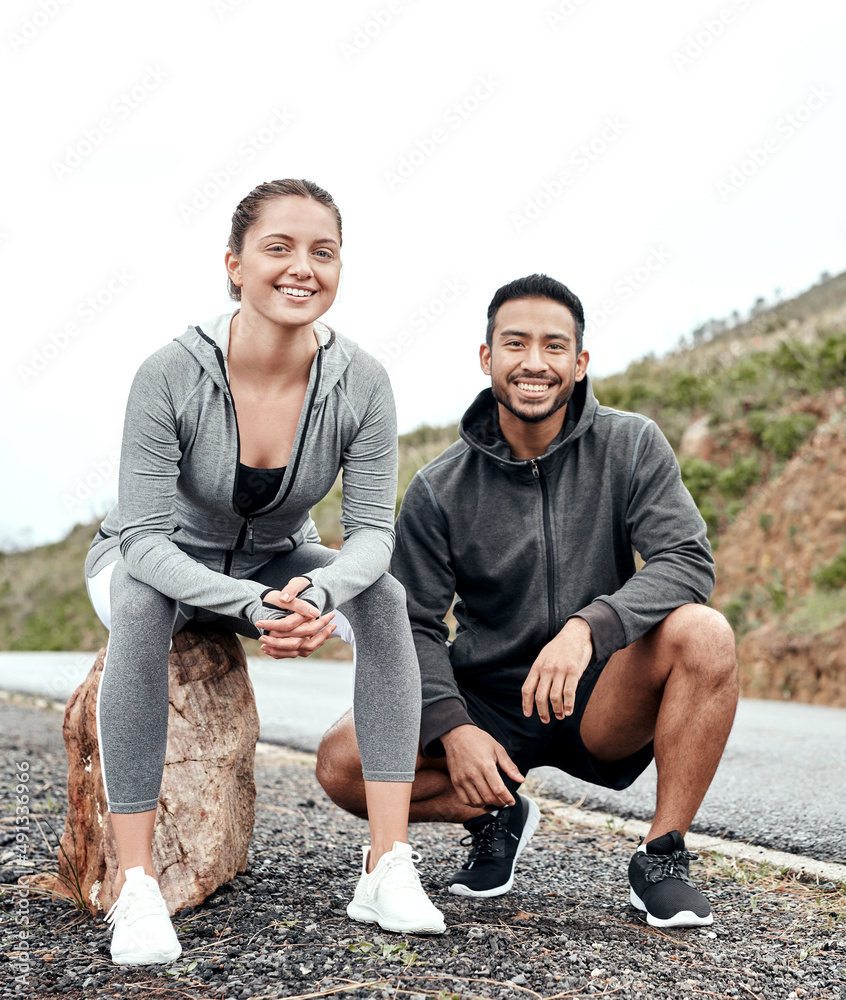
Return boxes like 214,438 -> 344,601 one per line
458,375 -> 598,473
174,309 -> 353,400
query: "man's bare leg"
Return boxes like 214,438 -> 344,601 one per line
580,604 -> 738,843
317,716 -> 485,825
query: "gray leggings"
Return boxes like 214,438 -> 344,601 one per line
87,542 -> 421,813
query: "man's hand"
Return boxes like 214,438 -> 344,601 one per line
522,617 -> 593,723
441,725 -> 525,809
255,578 -> 336,659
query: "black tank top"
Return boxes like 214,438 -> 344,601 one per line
234,463 -> 286,517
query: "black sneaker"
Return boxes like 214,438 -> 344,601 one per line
448,795 -> 540,898
628,830 -> 713,928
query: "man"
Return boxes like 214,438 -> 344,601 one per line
317,274 -> 738,928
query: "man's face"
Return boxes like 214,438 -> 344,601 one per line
480,297 -> 589,424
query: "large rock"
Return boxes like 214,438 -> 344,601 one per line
678,415 -> 714,461
29,626 -> 259,916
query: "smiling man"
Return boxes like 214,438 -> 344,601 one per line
318,273 -> 738,929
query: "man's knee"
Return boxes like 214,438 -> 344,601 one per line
316,711 -> 368,817
662,605 -> 738,684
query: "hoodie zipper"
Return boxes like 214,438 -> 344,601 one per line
202,336 -> 325,576
531,459 -> 557,640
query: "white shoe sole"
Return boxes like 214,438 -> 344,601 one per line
629,887 -> 713,928
449,797 -> 541,899
111,941 -> 182,966
346,899 -> 445,935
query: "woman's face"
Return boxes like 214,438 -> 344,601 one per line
226,196 -> 342,333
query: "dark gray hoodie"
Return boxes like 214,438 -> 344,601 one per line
86,311 -> 397,621
390,377 -> 715,757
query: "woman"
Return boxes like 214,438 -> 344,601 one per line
84,178 -> 445,965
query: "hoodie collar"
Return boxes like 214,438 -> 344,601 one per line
459,375 -> 597,473
179,309 -> 337,395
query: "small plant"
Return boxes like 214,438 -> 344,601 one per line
722,587 -> 752,635
758,512 -> 775,535
765,569 -> 788,614
163,959 -> 198,979
21,819 -> 87,911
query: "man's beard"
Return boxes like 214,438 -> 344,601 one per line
491,374 -> 575,424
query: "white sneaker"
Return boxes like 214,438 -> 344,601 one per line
105,866 -> 182,965
346,841 -> 446,935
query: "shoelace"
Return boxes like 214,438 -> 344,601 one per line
104,878 -> 168,928
373,851 -> 425,892
641,849 -> 698,886
459,813 -> 507,861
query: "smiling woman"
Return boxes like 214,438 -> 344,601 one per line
81,178 -> 445,966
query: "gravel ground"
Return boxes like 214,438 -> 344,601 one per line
1,696 -> 845,1000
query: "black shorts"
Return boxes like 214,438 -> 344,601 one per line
457,656 -> 654,794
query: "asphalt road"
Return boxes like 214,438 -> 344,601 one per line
1,651 -> 844,863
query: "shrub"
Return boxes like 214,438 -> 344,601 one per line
747,410 -> 768,439
698,496 -> 720,541
716,457 -> 762,499
758,512 -> 775,535
812,544 -> 846,591
818,329 -> 846,387
725,499 -> 745,524
678,455 -> 719,507
664,371 -> 714,410
760,413 -> 818,462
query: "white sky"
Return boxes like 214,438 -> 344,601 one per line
2,0 -> 844,547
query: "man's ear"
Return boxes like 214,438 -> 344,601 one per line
479,342 -> 492,376
575,349 -> 590,381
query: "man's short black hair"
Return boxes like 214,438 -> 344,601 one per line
485,274 -> 585,354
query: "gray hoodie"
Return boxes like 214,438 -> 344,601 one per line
86,311 -> 397,622
390,377 -> 716,757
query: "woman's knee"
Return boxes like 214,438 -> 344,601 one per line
109,564 -> 178,625
351,571 -> 406,612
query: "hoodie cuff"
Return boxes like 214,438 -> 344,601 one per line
420,697 -> 474,759
567,600 -> 626,663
